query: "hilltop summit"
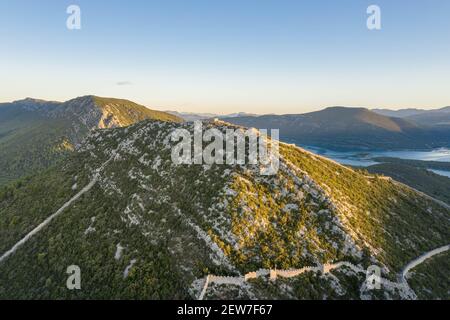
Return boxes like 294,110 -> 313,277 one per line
0,96 -> 181,185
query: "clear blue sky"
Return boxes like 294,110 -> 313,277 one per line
1,0 -> 449,114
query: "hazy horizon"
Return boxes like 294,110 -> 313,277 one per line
1,0 -> 450,114
2,94 -> 449,116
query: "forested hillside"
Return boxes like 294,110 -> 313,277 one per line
0,120 -> 448,299
0,96 -> 181,185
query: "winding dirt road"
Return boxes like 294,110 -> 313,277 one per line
0,151 -> 116,265
0,175 -> 99,264
400,244 -> 450,282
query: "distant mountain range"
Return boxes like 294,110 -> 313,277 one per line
3,98 -> 450,185
372,108 -> 428,118
406,107 -> 450,126
223,107 -> 450,151
168,105 -> 450,130
165,110 -> 257,122
373,106 -> 450,126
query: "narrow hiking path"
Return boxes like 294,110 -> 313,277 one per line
0,152 -> 116,265
0,176 -> 99,264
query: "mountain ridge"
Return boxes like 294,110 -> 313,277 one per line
223,107 -> 450,151
373,106 -> 450,127
0,119 -> 448,299
0,96 -> 181,185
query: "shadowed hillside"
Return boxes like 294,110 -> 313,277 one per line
0,96 -> 181,185
223,107 -> 450,151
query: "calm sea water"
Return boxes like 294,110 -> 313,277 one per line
299,146 -> 450,177
428,169 -> 450,178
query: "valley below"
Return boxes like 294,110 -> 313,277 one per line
292,145 -> 450,206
